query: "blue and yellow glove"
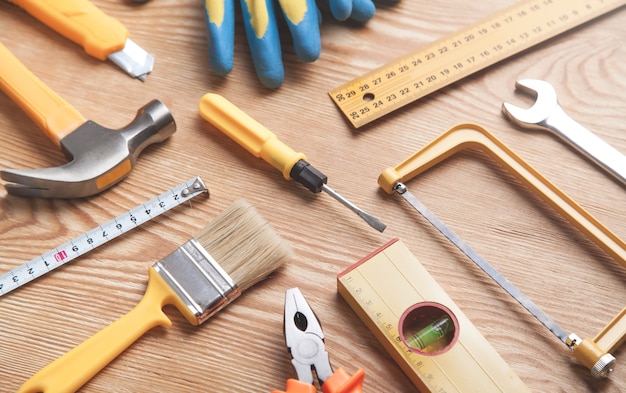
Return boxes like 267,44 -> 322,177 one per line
204,0 -> 399,88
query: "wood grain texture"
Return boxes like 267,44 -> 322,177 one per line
0,1 -> 624,392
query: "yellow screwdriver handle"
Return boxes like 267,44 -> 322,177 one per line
0,42 -> 85,146
199,93 -> 306,180
18,268 -> 177,393
10,0 -> 128,60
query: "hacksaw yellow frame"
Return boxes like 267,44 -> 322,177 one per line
378,123 -> 626,375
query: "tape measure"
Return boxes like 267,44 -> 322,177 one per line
329,0 -> 624,128
0,176 -> 209,296
337,239 -> 530,392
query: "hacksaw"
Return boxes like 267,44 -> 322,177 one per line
378,123 -> 625,378
329,0 -> 625,128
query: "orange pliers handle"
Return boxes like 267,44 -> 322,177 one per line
272,368 -> 365,393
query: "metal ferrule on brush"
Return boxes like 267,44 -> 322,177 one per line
153,238 -> 241,325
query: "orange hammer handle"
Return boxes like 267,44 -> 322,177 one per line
9,0 -> 128,60
0,42 -> 85,146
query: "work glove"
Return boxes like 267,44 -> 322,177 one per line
204,0 -> 400,88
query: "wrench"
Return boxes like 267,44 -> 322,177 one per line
502,79 -> 626,186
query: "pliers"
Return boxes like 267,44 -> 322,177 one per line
272,288 -> 365,393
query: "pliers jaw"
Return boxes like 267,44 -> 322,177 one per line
284,288 -> 334,385
275,288 -> 366,393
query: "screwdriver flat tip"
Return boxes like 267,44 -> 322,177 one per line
357,210 -> 387,233
321,184 -> 386,233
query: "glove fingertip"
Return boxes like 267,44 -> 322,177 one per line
290,25 -> 321,62
296,47 -> 321,63
208,54 -> 233,76
204,3 -> 235,75
258,69 -> 285,89
205,30 -> 234,75
350,1 -> 376,23
330,3 -> 352,21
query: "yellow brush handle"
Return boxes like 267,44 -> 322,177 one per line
10,0 -> 128,60
0,42 -> 85,145
18,268 -> 177,393
199,93 -> 305,180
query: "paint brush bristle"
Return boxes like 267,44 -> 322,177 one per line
152,198 -> 293,326
194,198 -> 293,291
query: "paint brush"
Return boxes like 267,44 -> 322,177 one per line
18,199 -> 293,393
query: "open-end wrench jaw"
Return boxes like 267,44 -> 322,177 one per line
502,79 -> 626,186
1,100 -> 175,198
502,79 -> 560,129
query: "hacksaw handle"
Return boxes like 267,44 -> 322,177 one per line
18,268 -> 174,393
378,123 -> 626,267
198,93 -> 306,180
10,0 -> 128,60
0,42 -> 85,146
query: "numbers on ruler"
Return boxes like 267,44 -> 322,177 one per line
331,0 -> 616,127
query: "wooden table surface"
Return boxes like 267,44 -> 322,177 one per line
1,1 -> 625,392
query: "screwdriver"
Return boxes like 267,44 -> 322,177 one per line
198,93 -> 386,232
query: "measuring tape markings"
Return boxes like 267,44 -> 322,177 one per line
329,0 -> 625,128
0,177 -> 209,296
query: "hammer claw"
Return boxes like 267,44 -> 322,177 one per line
2,162 -> 120,199
2,182 -> 50,199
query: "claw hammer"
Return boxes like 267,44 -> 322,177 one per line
0,42 -> 175,198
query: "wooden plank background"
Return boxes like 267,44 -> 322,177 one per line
0,1 -> 624,391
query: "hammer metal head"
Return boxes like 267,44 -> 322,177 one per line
1,100 -> 176,198
502,79 -> 559,129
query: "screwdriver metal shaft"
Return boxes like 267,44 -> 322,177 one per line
198,93 -> 386,232
321,184 -> 386,232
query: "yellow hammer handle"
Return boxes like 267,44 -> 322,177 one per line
18,268 -> 176,393
10,0 -> 128,60
0,42 -> 85,145
199,93 -> 305,180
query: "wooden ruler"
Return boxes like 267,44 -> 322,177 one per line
329,0 -> 624,128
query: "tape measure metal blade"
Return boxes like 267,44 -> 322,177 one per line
0,176 -> 209,296
329,0 -> 625,128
